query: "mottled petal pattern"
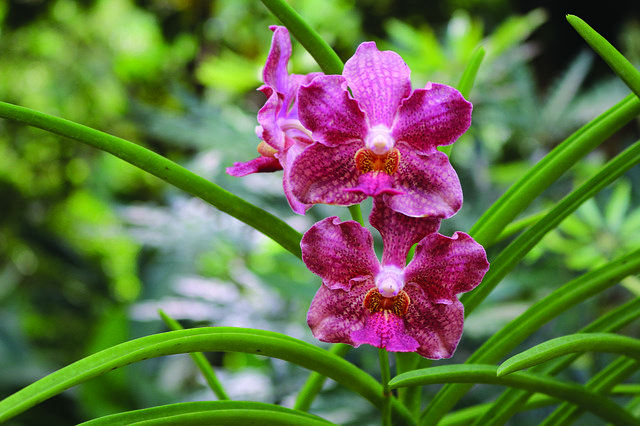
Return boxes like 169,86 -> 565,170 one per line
383,146 -> 462,218
393,83 -> 472,152
403,283 -> 465,359
352,311 -> 419,352
405,232 -> 489,301
290,142 -> 366,206
343,42 -> 412,127
307,280 -> 371,346
343,172 -> 403,197
369,197 -> 441,268
301,217 -> 380,291
298,75 -> 368,146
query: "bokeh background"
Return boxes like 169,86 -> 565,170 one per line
1,0 -> 639,424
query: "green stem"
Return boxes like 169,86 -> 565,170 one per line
379,348 -> 392,426
260,0 -> 344,74
0,101 -> 303,259
158,310 -> 229,400
348,204 -> 364,225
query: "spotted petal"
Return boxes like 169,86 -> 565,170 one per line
404,232 -> 489,302
369,197 -> 441,268
392,83 -> 472,153
343,42 -> 412,127
307,279 -> 371,346
298,75 -> 368,146
383,146 -> 462,218
290,142 -> 366,206
301,216 -> 380,291
403,283 -> 465,359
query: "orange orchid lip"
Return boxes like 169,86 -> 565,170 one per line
354,147 -> 400,175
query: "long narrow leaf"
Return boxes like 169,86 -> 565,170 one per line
423,245 -> 640,424
0,101 -> 303,258
463,136 -> 640,314
158,310 -> 229,400
79,401 -> 335,426
498,333 -> 640,376
471,297 -> 640,426
390,365 -> 638,426
0,327 -> 414,426
567,15 -> 640,98
469,93 -> 640,247
541,357 -> 640,426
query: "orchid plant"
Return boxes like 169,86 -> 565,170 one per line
1,1 -> 640,425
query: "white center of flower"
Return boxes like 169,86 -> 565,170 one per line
375,265 -> 405,298
365,124 -> 394,155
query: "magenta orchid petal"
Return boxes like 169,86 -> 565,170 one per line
392,83 -> 472,152
301,215 -> 489,358
290,142 -> 366,206
301,216 -> 380,291
226,156 -> 282,177
298,75 -> 368,146
343,172 -> 403,197
405,232 -> 490,301
370,197 -> 441,268
227,26 -> 320,215
403,283 -> 465,359
383,147 -> 462,218
290,41 -> 469,216
343,42 -> 412,127
352,311 -> 419,352
307,280 -> 370,347
262,26 -> 292,92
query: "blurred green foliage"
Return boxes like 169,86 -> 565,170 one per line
1,0 -> 639,425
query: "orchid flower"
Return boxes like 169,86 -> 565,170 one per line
226,26 -> 321,214
290,42 -> 472,218
302,200 -> 489,358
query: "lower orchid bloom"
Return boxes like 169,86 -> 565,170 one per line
302,201 -> 489,359
226,25 -> 321,214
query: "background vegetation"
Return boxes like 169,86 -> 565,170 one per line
1,0 -> 639,424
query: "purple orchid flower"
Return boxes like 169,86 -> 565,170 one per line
302,200 -> 488,359
290,42 -> 472,218
226,26 -> 321,214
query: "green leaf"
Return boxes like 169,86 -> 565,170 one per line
0,101 -> 303,258
158,310 -> 229,401
567,15 -> 640,99
541,357 -> 640,426
464,136 -> 640,315
389,365 -> 638,426
78,401 -> 335,425
470,296 -> 640,426
0,328 -> 414,425
497,333 -> 640,376
422,248 -> 640,425
469,93 -> 640,248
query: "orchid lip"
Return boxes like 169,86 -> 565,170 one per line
365,124 -> 394,155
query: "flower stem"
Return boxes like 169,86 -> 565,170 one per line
348,204 -> 364,225
379,348 -> 392,426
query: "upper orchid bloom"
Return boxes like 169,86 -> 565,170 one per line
226,26 -> 321,214
302,200 -> 488,358
290,42 -> 472,218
